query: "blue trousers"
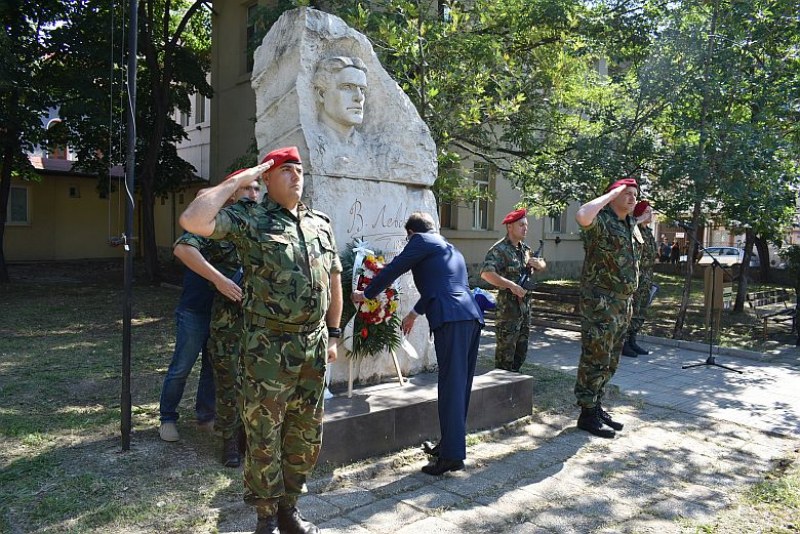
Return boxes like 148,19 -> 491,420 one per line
159,308 -> 216,423
433,319 -> 482,460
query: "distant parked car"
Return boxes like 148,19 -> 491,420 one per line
697,246 -> 759,268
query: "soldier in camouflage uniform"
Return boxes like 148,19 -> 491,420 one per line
206,176 -> 261,468
574,178 -> 642,438
481,209 -> 546,372
623,200 -> 657,357
180,147 -> 342,534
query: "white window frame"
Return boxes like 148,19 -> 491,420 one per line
472,164 -> 491,231
550,211 -> 567,233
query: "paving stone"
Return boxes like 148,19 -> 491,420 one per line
437,503 -> 509,533
393,516 -> 464,534
318,485 -> 377,513
394,485 -> 464,512
316,516 -> 374,534
344,498 -> 427,534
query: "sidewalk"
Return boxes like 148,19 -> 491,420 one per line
221,329 -> 800,533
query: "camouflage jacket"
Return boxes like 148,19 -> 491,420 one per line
481,236 -> 532,299
210,197 -> 342,325
580,205 -> 642,297
639,225 -> 657,281
174,232 -> 240,284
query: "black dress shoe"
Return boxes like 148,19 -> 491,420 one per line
254,515 -> 280,534
421,457 -> 464,476
277,506 -> 319,534
421,441 -> 440,457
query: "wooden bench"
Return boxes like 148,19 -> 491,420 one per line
745,288 -> 797,340
527,286 -> 581,325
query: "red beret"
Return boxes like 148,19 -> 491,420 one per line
605,178 -> 638,193
633,200 -> 650,217
502,208 -> 527,225
261,146 -> 302,168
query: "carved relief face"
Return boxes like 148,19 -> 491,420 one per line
319,66 -> 367,129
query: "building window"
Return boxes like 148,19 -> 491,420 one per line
69,186 -> 80,198
7,186 -> 29,224
180,110 -> 190,127
472,163 -> 491,230
439,201 -> 454,229
550,211 -> 567,233
178,193 -> 185,204
195,93 -> 206,124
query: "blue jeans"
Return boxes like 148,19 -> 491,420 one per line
159,308 -> 216,423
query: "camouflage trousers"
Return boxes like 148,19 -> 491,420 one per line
240,318 -> 327,517
208,298 -> 243,440
494,293 -> 530,372
574,288 -> 632,408
628,275 -> 653,336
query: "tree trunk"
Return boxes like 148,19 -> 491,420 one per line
733,229 -> 755,312
754,235 -> 771,282
0,141 -> 13,284
673,202 -> 703,337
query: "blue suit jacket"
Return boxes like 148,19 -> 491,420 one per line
363,232 -> 484,332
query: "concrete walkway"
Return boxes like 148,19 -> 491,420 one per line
221,329 -> 800,533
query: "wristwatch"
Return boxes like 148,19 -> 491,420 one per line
327,327 -> 342,338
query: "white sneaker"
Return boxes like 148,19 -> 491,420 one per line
159,422 -> 180,442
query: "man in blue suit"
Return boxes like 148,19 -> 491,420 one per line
352,212 -> 484,475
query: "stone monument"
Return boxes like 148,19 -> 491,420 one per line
251,7 -> 440,385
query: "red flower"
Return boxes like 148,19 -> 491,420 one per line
360,327 -> 369,339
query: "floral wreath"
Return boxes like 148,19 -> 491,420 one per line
340,239 -> 402,359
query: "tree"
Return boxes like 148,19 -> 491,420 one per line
48,0 -> 212,283
328,0 -> 660,206
0,0 -> 69,284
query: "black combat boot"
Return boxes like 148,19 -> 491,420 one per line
221,437 -> 241,468
629,333 -> 650,355
621,339 -> 638,357
597,404 -> 624,431
577,406 -> 616,438
421,457 -> 464,476
277,506 -> 319,534
254,515 -> 280,534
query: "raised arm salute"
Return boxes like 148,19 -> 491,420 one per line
574,177 -> 642,439
180,147 -> 342,534
180,161 -> 273,237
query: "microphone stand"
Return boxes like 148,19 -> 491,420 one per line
680,230 -> 742,373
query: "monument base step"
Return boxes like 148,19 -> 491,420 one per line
319,369 -> 533,466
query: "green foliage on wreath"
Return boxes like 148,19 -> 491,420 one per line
340,241 -> 402,359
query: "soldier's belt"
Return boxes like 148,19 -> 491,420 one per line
592,286 -> 633,300
250,315 -> 323,334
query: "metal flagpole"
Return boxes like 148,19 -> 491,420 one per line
121,0 -> 138,451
